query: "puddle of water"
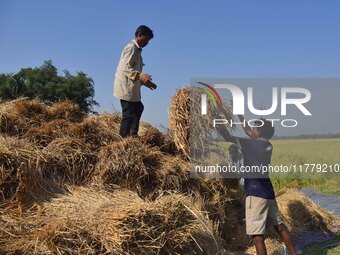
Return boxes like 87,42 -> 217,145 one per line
299,188 -> 340,217
292,188 -> 340,254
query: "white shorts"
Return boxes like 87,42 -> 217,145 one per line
245,196 -> 283,235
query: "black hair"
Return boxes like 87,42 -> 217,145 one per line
135,25 -> 154,39
228,143 -> 239,154
259,119 -> 275,140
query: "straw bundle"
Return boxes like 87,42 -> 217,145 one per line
0,99 -> 47,136
69,113 -> 122,150
189,178 -> 246,249
0,136 -> 53,208
0,187 -> 226,255
47,100 -> 84,122
169,87 -> 232,159
139,121 -> 179,155
139,121 -> 166,147
25,119 -> 72,147
154,154 -> 191,193
168,88 -> 191,158
0,110 -> 20,136
94,135 -> 239,201
276,190 -> 334,232
0,99 -> 84,137
43,138 -> 97,185
13,98 -> 49,122
94,136 -> 165,197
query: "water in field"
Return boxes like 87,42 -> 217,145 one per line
299,188 -> 340,217
294,188 -> 340,254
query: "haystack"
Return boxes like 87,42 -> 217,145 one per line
2,97 -> 335,255
12,98 -> 49,121
189,178 -> 246,249
276,190 -> 334,232
0,186 -> 228,255
94,135 -> 241,202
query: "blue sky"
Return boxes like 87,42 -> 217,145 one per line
1,0 -> 340,135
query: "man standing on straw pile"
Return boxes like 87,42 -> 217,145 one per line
217,118 -> 298,255
114,25 -> 157,137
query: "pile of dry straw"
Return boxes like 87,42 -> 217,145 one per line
0,91 -> 336,255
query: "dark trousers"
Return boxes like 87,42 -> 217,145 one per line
119,99 -> 144,137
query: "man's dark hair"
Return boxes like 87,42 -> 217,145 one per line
135,25 -> 154,38
259,119 -> 275,140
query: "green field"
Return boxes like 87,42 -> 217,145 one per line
271,138 -> 340,166
218,138 -> 340,195
270,138 -> 340,195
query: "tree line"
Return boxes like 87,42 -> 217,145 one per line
0,60 -> 98,113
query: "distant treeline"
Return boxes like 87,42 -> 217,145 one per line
273,133 -> 340,140
0,60 -> 98,113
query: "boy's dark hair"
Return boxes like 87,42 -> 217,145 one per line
259,119 -> 275,140
135,25 -> 154,38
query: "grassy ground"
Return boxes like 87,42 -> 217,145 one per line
271,138 -> 340,166
219,138 -> 340,195
271,139 -> 340,254
271,138 -> 340,195
272,178 -> 340,196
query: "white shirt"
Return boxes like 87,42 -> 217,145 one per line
113,39 -> 144,102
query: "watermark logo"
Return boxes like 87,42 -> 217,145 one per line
199,83 -> 312,116
190,78 -> 339,179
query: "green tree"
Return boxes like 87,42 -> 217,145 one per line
0,60 -> 99,113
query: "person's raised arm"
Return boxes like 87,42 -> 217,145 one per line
238,115 -> 259,139
215,125 -> 237,144
238,115 -> 251,137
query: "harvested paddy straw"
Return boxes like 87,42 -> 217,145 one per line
0,97 -> 337,255
276,190 -> 335,232
43,138 -> 97,185
139,121 -> 166,147
0,98 -> 84,137
169,87 -> 232,159
70,113 -> 122,150
25,119 -> 72,147
139,121 -> 178,155
0,98 -> 46,136
0,187 -> 228,255
94,136 -> 165,197
94,136 -> 239,201
0,136 -> 52,207
47,100 -> 84,122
